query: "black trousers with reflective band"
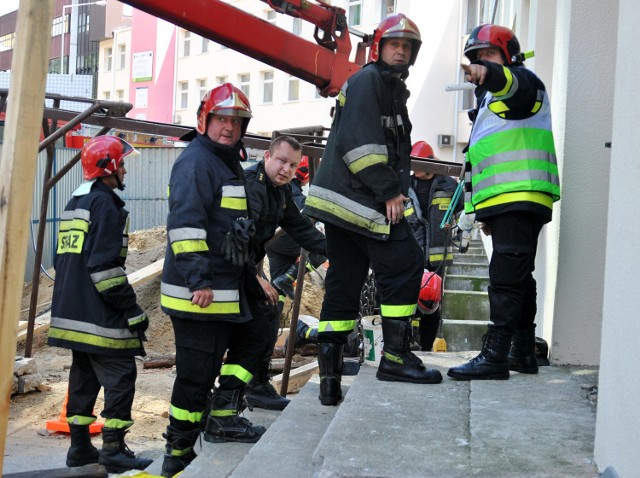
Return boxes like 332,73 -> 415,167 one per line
67,351 -> 136,424
484,211 -> 545,333
319,220 -> 424,343
168,317 -> 263,430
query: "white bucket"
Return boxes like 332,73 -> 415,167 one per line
361,315 -> 383,366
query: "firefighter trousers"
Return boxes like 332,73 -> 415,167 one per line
168,316 -> 264,431
484,211 -> 546,334
319,221 -> 424,343
67,350 -> 137,425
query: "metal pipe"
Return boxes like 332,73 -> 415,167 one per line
280,248 -> 308,397
25,119 -> 56,357
38,103 -> 103,152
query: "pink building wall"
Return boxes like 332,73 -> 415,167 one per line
128,10 -> 175,123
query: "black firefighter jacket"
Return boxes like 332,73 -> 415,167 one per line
160,134 -> 253,323
48,180 -> 145,357
304,61 -> 413,240
244,160 -> 326,263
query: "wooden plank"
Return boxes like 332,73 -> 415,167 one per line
126,258 -> 164,287
2,463 -> 108,478
0,0 -> 55,470
270,360 -> 319,395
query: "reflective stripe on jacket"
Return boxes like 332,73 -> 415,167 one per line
464,76 -> 560,216
161,134 -> 252,323
304,62 -> 413,240
48,180 -> 144,356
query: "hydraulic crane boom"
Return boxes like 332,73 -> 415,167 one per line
121,0 -> 369,97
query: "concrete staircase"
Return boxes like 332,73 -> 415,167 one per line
441,238 -> 490,351
141,353 -> 598,478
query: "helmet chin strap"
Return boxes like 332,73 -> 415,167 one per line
115,174 -> 125,191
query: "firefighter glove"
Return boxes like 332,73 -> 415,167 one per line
127,311 -> 149,333
221,217 -> 255,267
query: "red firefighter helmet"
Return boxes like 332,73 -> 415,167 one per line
368,13 -> 422,66
417,271 -> 442,315
295,156 -> 310,185
464,24 -> 521,65
411,141 -> 435,160
80,135 -> 138,181
196,83 -> 252,136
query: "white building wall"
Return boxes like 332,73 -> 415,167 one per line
96,27 -> 132,103
550,0 -> 617,365
595,0 -> 640,474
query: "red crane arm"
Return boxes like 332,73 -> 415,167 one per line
121,0 -> 368,97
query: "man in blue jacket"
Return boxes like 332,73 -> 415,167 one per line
304,13 -> 443,406
159,83 -> 266,477
48,135 -> 152,474
244,137 -> 326,411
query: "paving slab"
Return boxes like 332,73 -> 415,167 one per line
311,352 -> 598,478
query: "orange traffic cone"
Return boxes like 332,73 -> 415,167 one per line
46,392 -> 103,434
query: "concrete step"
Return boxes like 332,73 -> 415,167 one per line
441,319 -> 489,351
445,274 -> 490,292
441,289 -> 489,321
446,262 -> 489,277
309,353 -> 597,478
451,252 -> 488,264
149,355 -> 598,478
230,376 -> 348,478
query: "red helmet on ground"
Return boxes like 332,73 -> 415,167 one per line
295,156 -> 310,185
368,13 -> 422,66
411,141 -> 435,160
417,271 -> 442,315
464,24 -> 521,65
196,83 -> 252,136
80,135 -> 138,181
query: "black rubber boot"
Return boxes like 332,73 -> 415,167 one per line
508,328 -> 539,374
160,426 -> 200,478
447,328 -> 512,380
66,424 -> 100,468
284,319 -> 318,354
376,318 -> 443,384
99,427 -> 153,473
272,263 -> 298,299
318,343 -> 344,406
203,388 -> 266,443
245,361 -> 290,411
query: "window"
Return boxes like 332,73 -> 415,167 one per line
348,0 -> 362,26
103,91 -> 111,100
78,12 -> 89,33
0,32 -> 15,52
266,10 -> 277,24
116,89 -> 125,102
292,18 -> 302,35
201,37 -> 209,54
179,81 -> 189,109
239,73 -> 251,98
104,47 -> 113,72
381,0 -> 395,18
118,44 -> 126,69
262,71 -> 274,103
216,75 -> 228,85
288,76 -> 299,101
198,79 -> 208,100
51,15 -> 67,37
182,31 -> 191,57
